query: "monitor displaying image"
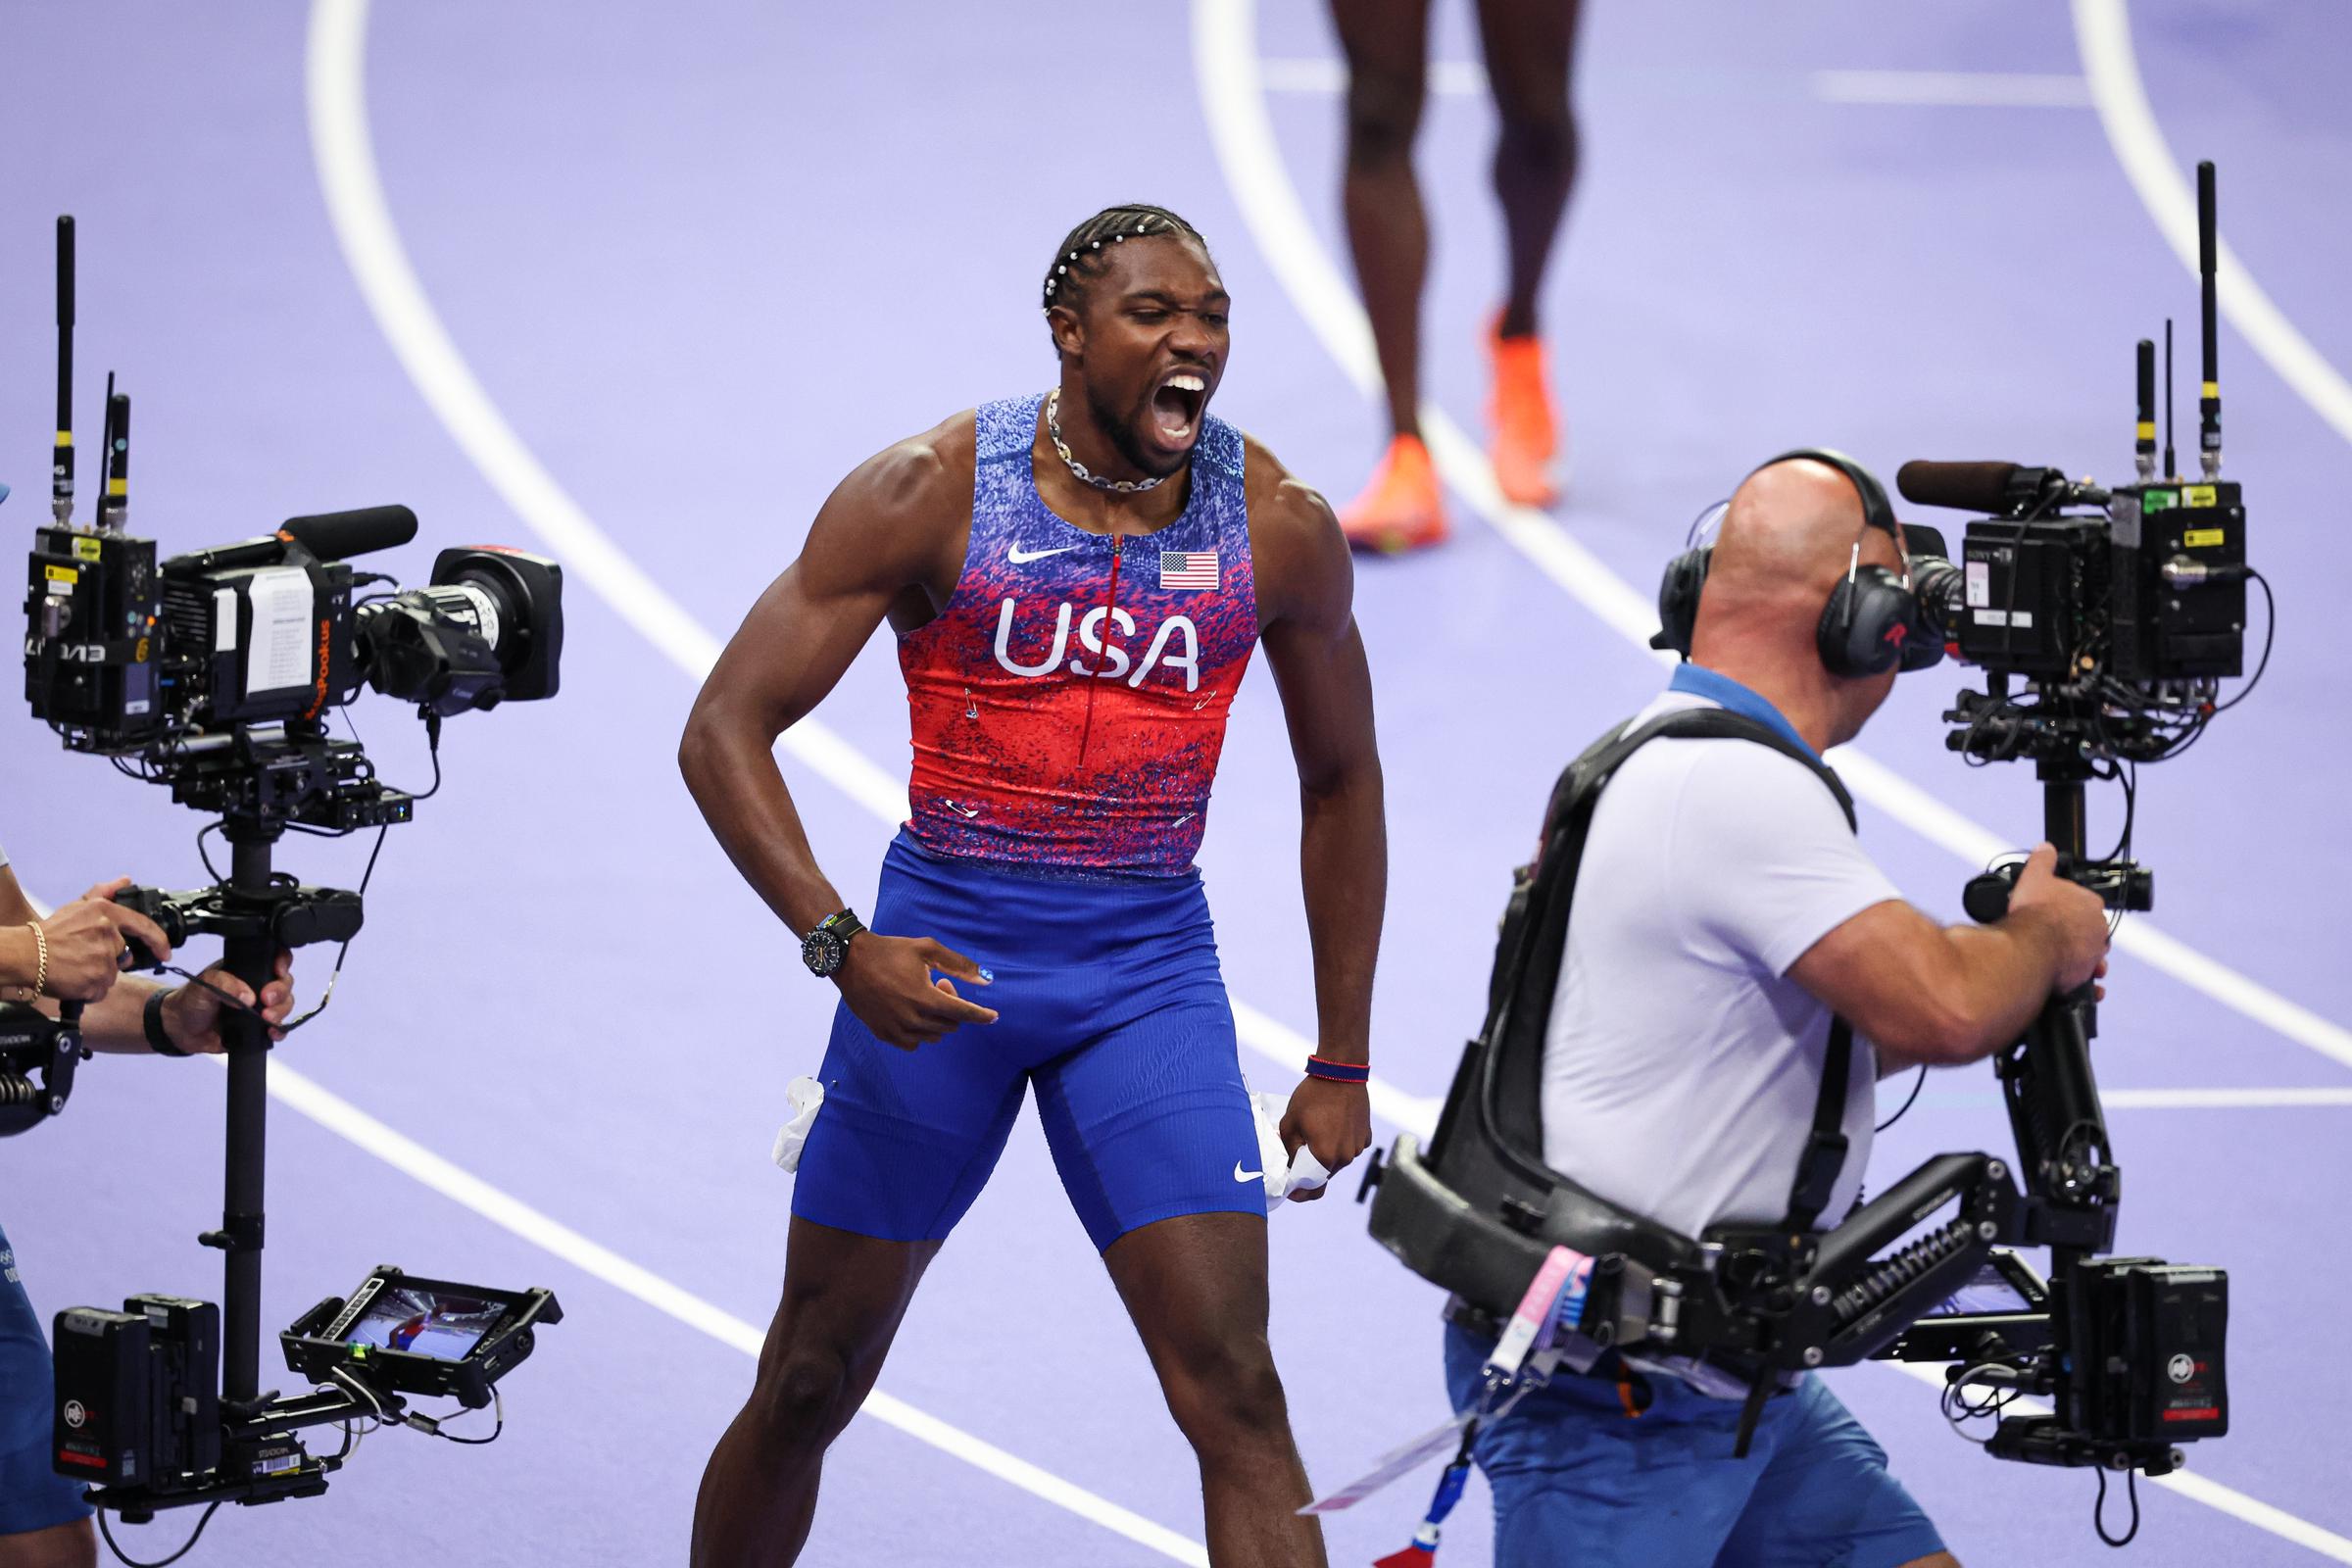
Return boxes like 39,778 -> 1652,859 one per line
343,1286 -> 507,1361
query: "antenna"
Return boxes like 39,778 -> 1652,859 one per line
54,217 -> 75,525
97,383 -> 128,534
2163,319 -> 2177,481
2134,338 -> 2156,482
2197,159 -> 2221,478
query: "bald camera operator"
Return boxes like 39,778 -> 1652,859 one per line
0,846 -> 293,1568
1443,455 -> 2113,1567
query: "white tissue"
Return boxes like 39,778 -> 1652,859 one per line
771,1076 -> 826,1173
1250,1090 -> 1332,1209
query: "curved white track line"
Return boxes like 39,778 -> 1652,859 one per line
2075,0 -> 2352,448
303,0 -> 904,826
1194,0 -> 2352,1557
1189,0 -> 2352,1077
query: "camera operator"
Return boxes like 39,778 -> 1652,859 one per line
0,845 -> 294,1568
1444,456 -> 2112,1567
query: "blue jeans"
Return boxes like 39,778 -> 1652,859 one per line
0,1220 -> 93,1536
1444,1322 -> 1944,1568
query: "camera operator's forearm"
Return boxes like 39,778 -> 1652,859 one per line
1915,920 -> 2069,1065
79,975 -> 171,1054
0,922 -> 35,989
679,709 -> 845,936
1298,765 -> 1385,1064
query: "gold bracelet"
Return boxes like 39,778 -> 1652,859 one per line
27,920 -> 48,999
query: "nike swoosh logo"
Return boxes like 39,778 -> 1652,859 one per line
1007,543 -> 1078,564
1233,1162 -> 1264,1183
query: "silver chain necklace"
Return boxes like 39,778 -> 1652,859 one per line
1046,387 -> 1165,494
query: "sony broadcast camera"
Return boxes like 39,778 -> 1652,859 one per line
5,215 -> 565,1550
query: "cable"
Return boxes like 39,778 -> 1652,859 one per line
406,1387 -> 505,1446
1937,1364 -> 2021,1445
97,1501 -> 221,1568
2209,566 -> 2273,714
1875,1066 -> 1927,1132
2094,1466 -> 2141,1547
405,710 -> 444,801
270,825 -> 388,1034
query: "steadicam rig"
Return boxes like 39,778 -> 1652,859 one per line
1366,166 -> 2252,1552
14,215 -> 568,1558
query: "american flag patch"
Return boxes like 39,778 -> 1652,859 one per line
1160,551 -> 1219,591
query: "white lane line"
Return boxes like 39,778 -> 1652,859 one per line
305,1 -> 1207,1557
1260,58 -> 2091,110
1197,0 -> 2352,1555
2105,1087 -> 2352,1109
39,855 -> 1208,1551
1811,70 -> 2092,109
245,1055 -> 1211,1567
1256,57 -> 1489,97
2074,0 -> 2352,451
302,0 -> 905,827
1189,0 -> 2352,1078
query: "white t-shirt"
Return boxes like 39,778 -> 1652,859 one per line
1540,690 -> 1903,1239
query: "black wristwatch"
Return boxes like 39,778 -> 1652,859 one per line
801,909 -> 867,978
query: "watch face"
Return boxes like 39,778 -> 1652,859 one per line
802,927 -> 845,978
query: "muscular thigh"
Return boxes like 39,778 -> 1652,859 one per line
1031,980 -> 1260,1253
1102,1211 -> 1271,1367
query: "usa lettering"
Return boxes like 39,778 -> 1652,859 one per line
993,598 -> 1201,692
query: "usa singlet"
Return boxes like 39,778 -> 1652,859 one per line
898,392 -> 1258,874
794,392 -> 1271,1253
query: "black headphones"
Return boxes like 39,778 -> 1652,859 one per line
1649,447 -> 1942,677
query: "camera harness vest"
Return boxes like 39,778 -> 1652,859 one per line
1487,702 -> 1861,1243
1348,703 -> 1861,1566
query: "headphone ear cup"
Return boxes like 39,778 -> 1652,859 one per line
1652,547 -> 1712,656
1818,565 -> 1914,676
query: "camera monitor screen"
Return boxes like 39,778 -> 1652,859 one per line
341,1286 -> 508,1362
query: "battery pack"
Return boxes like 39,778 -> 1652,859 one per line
52,1306 -> 155,1486
2078,1258 -> 2229,1444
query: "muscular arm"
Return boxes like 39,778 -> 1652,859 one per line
1250,453 -> 1386,1070
1789,888 -> 2103,1073
679,426 -> 968,935
679,417 -> 998,1048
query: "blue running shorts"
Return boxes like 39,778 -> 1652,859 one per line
791,833 -> 1264,1252
1,1220 -> 94,1536
1444,1322 -> 1946,1568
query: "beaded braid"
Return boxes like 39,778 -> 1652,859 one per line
1041,204 -> 1208,318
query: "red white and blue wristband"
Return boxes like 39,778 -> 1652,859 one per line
1303,1054 -> 1369,1085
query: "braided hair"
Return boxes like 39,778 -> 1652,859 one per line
1041,204 -> 1209,322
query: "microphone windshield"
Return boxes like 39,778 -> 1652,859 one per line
1894,461 -> 2023,513
279,505 -> 418,561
